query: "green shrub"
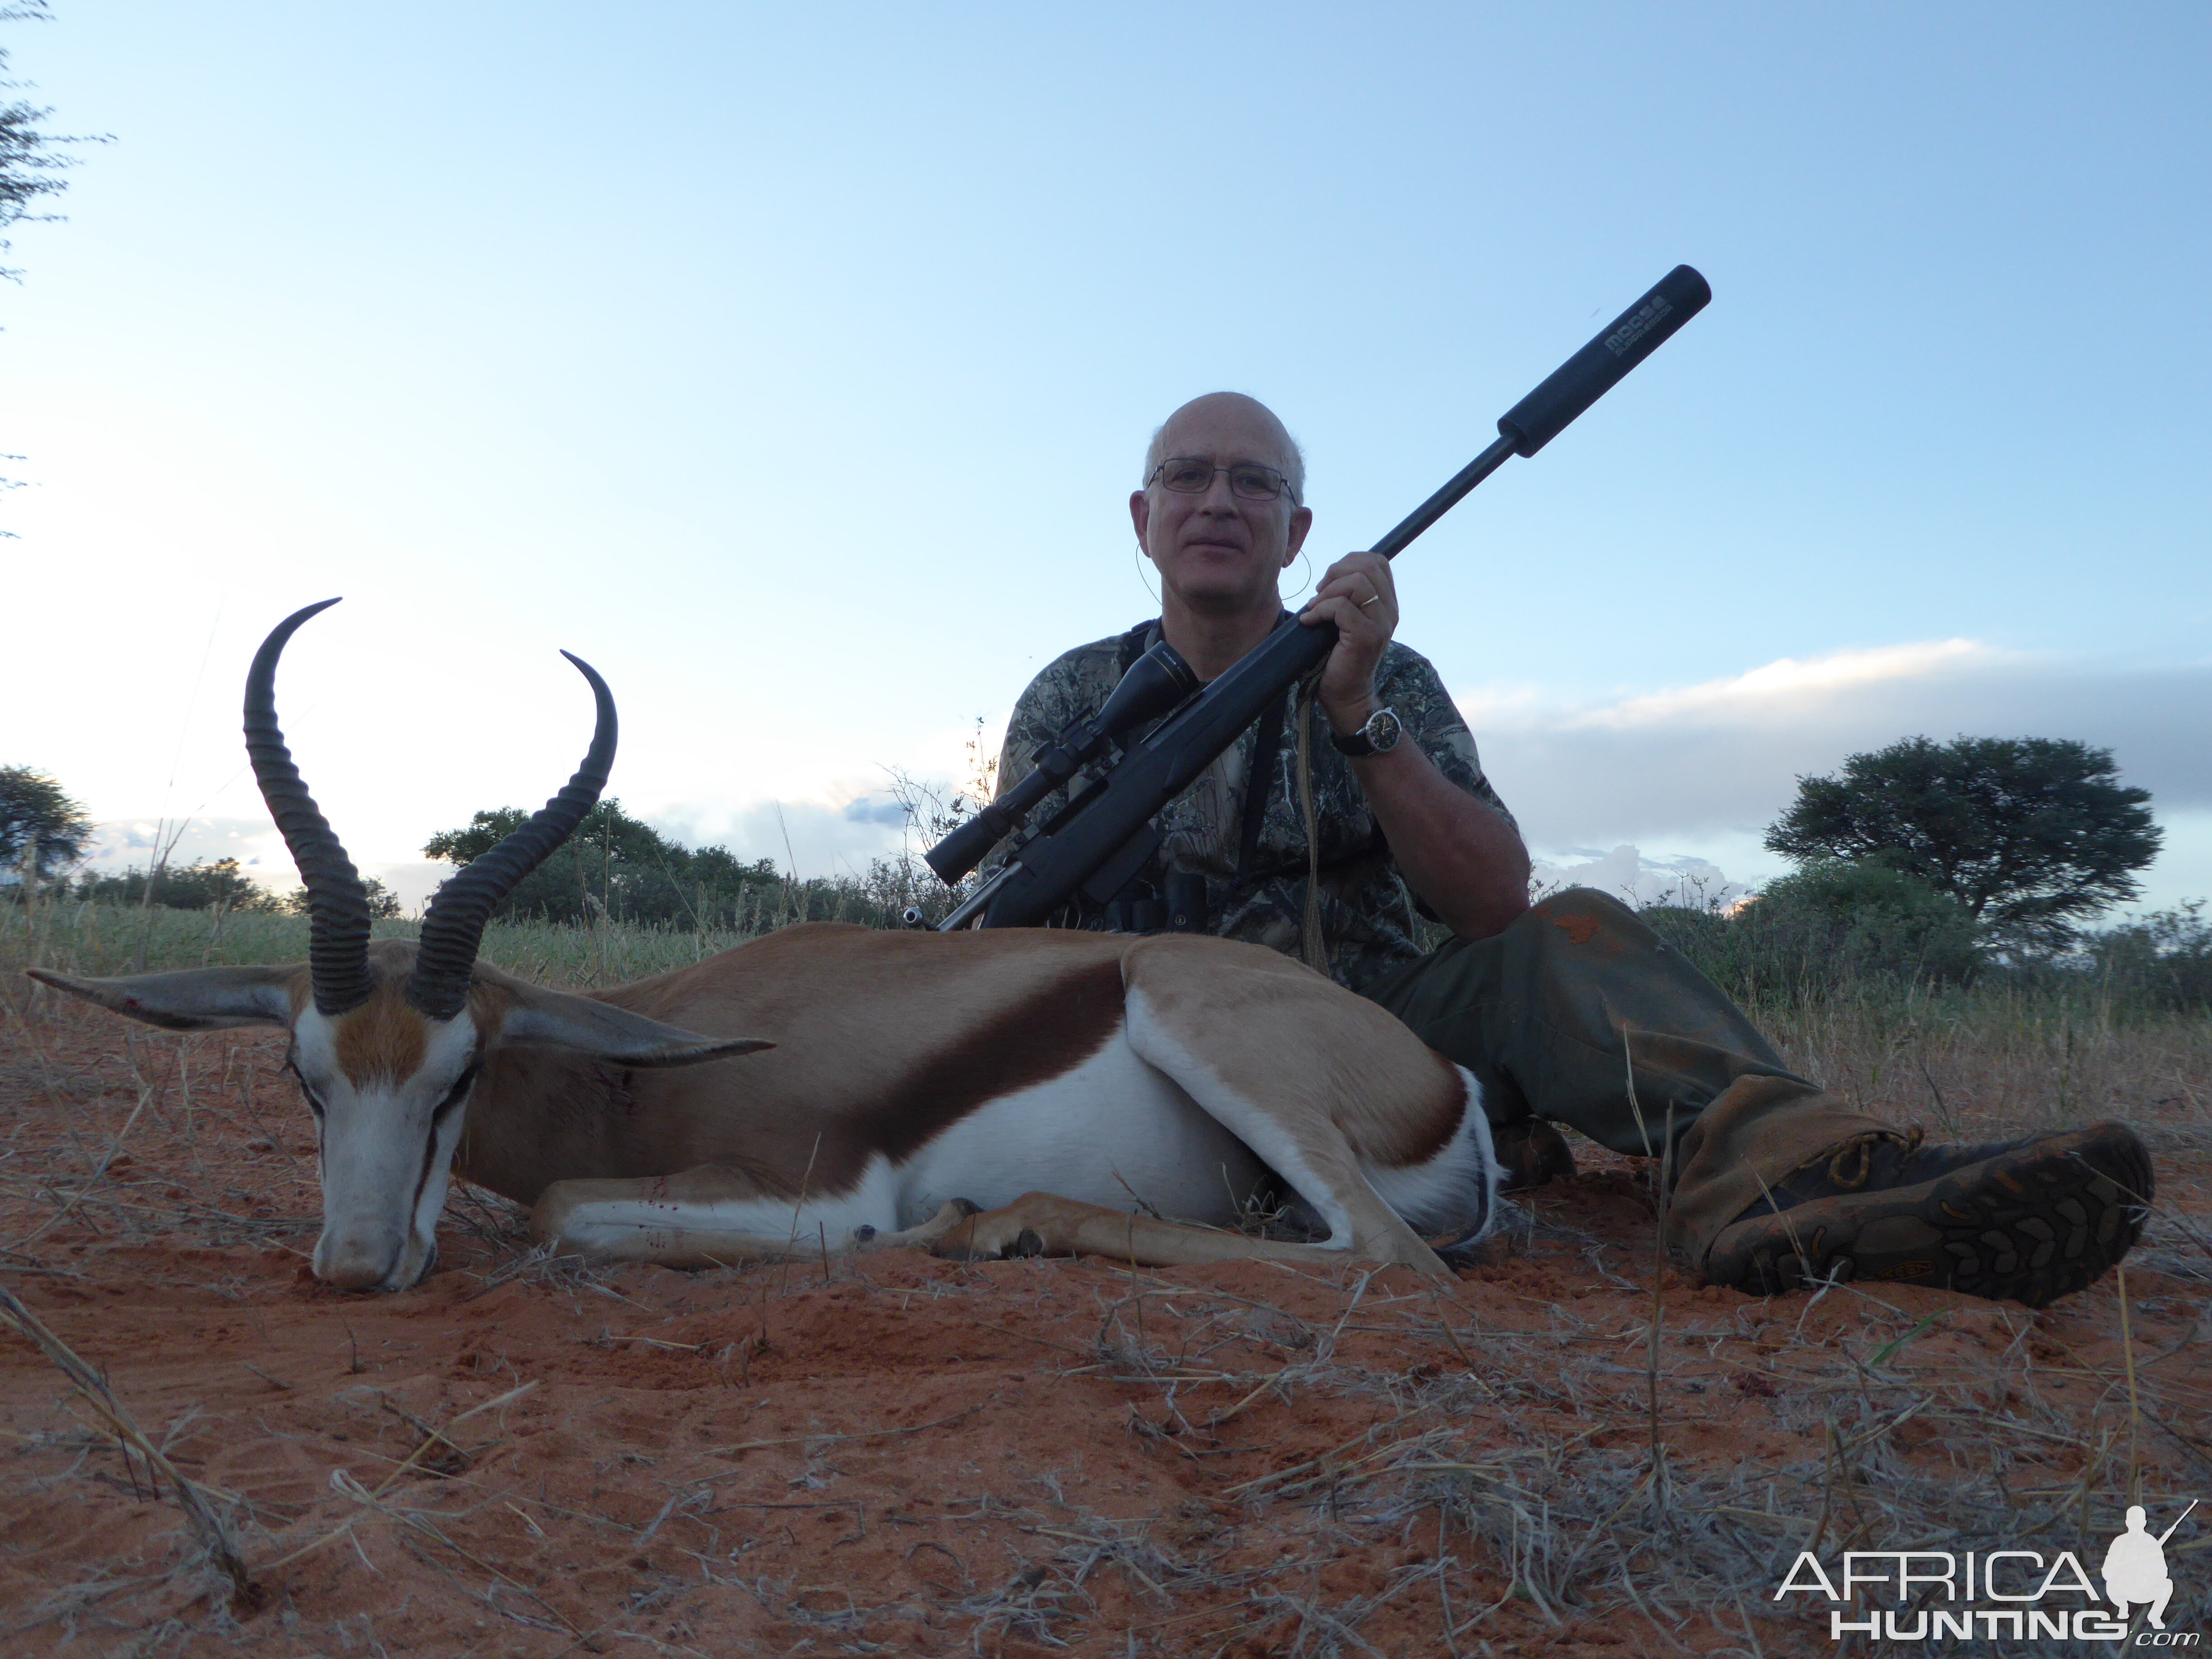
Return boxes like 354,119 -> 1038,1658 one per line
423,799 -> 785,928
1755,860 -> 1983,983
2078,903 -> 2212,1013
1641,860 -> 1982,1003
73,858 -> 287,914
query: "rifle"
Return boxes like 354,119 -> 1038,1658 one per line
2158,1501 -> 2198,1547
921,264 -> 1712,933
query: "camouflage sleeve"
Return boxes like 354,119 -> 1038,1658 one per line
979,639 -> 1120,875
994,641 -> 1113,797
1375,644 -> 1517,831
994,675 -> 1056,803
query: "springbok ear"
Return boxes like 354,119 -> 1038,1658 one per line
499,983 -> 771,1068
26,965 -> 298,1031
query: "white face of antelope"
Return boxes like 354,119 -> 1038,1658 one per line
23,600 -> 769,1294
28,947 -> 765,1293
287,1001 -> 483,1292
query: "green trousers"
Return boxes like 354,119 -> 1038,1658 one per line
1361,888 -> 1887,1265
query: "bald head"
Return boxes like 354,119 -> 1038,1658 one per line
1143,393 -> 1305,505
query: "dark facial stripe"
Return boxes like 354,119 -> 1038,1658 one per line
410,1114 -> 442,1222
408,1071 -> 476,1223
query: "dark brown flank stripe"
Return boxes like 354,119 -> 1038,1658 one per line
1396,1049 -> 1469,1166
455,953 -> 1136,1209
853,958 -> 1128,1166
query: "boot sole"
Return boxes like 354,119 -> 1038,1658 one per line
1703,1120 -> 2153,1309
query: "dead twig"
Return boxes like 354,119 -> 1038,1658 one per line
0,1278 -> 260,1608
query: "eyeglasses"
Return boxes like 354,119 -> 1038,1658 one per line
1146,456 -> 1299,505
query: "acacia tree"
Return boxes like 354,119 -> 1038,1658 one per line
5,1 -> 102,533
2,2 -> 95,283
0,763 -> 93,882
1764,736 -> 2160,948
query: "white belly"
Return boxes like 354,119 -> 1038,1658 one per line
894,1027 -> 1269,1228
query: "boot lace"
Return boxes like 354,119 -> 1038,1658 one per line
1816,1125 -> 1927,1191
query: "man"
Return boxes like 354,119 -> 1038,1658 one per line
2103,1505 -> 2179,1629
987,391 -> 2150,1306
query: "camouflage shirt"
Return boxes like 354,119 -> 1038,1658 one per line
985,617 -> 1515,994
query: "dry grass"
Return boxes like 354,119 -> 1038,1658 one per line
1,896 -> 768,991
1756,975 -> 2212,1134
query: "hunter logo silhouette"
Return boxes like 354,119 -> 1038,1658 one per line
2106,1501 -> 2195,1630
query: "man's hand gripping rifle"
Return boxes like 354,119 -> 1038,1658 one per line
920,265 -> 1712,933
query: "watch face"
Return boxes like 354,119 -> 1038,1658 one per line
1367,708 -> 1403,751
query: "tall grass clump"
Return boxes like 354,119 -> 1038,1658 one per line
0,846 -> 963,992
1636,868 -> 2211,1134
1,897 -> 730,990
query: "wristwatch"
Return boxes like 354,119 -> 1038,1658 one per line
1329,705 -> 1403,758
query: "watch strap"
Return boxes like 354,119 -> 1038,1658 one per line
1329,706 -> 1401,758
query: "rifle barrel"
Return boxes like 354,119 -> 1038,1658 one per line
2157,1499 -> 2198,1545
1369,432 -> 1520,562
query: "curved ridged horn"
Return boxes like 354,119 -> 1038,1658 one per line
245,599 -> 375,1016
404,652 -> 617,1020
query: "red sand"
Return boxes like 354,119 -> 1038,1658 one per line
2,1002 -> 2207,1656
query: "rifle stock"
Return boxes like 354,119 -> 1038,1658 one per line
932,265 -> 1711,933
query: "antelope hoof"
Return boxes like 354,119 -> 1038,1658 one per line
930,1204 -> 1055,1263
877,1197 -> 989,1254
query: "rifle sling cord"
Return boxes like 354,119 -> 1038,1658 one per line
1291,674 -> 1329,977
1232,694 -> 1285,889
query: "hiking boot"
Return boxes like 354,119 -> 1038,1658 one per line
1702,1119 -> 2152,1308
1492,1117 -> 1576,1193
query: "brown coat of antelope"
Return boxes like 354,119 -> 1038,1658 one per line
28,603 -> 1504,1292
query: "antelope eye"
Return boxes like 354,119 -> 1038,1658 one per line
433,1064 -> 480,1118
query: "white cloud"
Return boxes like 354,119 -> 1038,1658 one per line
647,796 -> 916,885
83,818 -> 290,881
77,819 -> 459,914
1561,639 -> 1993,728
1462,640 -> 2212,909
1464,640 -> 2212,840
1530,845 -> 1750,910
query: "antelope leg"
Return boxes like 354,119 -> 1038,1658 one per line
530,1170 -> 983,1270
932,1190 -> 1453,1279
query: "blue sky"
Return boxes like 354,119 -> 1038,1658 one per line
5,4 -> 2207,911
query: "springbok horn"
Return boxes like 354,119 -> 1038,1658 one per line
245,599 -> 375,1016
404,652 -> 617,1020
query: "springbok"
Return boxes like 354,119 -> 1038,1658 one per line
28,602 -> 1503,1292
